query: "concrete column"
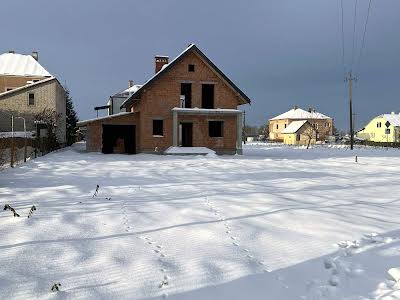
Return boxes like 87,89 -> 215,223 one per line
236,112 -> 243,155
172,110 -> 178,147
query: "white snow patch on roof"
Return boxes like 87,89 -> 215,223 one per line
282,120 -> 308,134
381,114 -> 400,127
77,112 -> 135,126
0,53 -> 52,77
270,108 -> 331,120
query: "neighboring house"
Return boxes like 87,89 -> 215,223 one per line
356,112 -> 400,143
282,120 -> 317,146
0,51 -> 66,144
77,44 -> 250,155
107,81 -> 142,115
269,107 -> 333,142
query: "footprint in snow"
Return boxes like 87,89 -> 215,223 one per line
233,242 -> 239,247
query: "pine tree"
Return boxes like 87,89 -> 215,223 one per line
65,88 -> 79,146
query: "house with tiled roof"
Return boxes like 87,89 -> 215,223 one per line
0,51 -> 66,144
269,106 -> 333,142
77,44 -> 250,155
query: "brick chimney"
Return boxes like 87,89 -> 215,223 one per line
128,80 -> 134,88
293,106 -> 298,110
8,50 -> 15,54
32,51 -> 39,61
155,55 -> 169,73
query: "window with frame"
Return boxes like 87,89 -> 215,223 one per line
28,93 -> 35,105
284,124 -> 287,128
276,124 -> 279,130
377,122 -> 382,128
209,121 -> 223,137
188,64 -> 195,72
152,119 -> 163,136
6,87 -> 13,92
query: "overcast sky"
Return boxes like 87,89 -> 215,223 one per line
1,0 -> 399,130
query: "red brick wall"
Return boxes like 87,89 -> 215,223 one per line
86,113 -> 138,152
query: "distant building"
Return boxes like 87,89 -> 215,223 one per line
282,120 -> 317,146
356,112 -> 400,143
107,81 -> 142,115
269,107 -> 333,142
0,51 -> 66,144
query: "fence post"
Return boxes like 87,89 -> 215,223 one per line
10,115 -> 14,168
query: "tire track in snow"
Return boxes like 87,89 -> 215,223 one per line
204,196 -> 270,273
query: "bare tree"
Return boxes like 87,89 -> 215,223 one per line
34,108 -> 61,153
303,126 -> 317,149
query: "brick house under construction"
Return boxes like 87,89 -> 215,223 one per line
77,44 -> 250,155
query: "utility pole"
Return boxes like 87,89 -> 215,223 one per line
345,72 -> 357,150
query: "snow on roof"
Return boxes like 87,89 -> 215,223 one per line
0,77 -> 56,97
77,112 -> 135,127
0,53 -> 52,77
270,108 -> 331,120
380,113 -> 400,127
281,120 -> 308,134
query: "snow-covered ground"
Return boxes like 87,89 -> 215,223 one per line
1,142 -> 400,300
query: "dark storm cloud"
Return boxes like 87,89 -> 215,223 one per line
1,0 -> 399,130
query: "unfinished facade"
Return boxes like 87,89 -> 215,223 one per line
78,44 -> 250,155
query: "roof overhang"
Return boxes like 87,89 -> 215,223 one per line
77,112 -> 136,127
0,77 -> 58,99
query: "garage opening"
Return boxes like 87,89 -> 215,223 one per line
102,125 -> 136,154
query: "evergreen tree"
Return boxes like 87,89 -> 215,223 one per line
65,88 -> 79,146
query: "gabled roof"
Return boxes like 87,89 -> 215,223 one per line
113,84 -> 143,98
282,120 -> 309,134
380,113 -> 400,127
270,108 -> 331,120
0,53 -> 52,77
0,77 -> 57,99
121,44 -> 251,109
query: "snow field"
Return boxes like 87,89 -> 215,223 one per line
1,142 -> 400,299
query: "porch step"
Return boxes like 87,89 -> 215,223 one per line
164,147 -> 216,156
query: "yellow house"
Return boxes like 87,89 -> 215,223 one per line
357,113 -> 400,143
282,120 -> 317,146
269,107 -> 333,142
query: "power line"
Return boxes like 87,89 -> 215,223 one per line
351,0 -> 359,71
340,0 -> 346,77
356,0 -> 373,77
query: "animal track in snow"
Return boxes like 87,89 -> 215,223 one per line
138,235 -> 171,291
204,196 -> 270,273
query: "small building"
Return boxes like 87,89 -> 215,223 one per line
356,112 -> 400,143
77,44 -> 250,155
107,81 -> 143,115
0,51 -> 66,144
282,120 -> 317,146
269,107 -> 333,142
